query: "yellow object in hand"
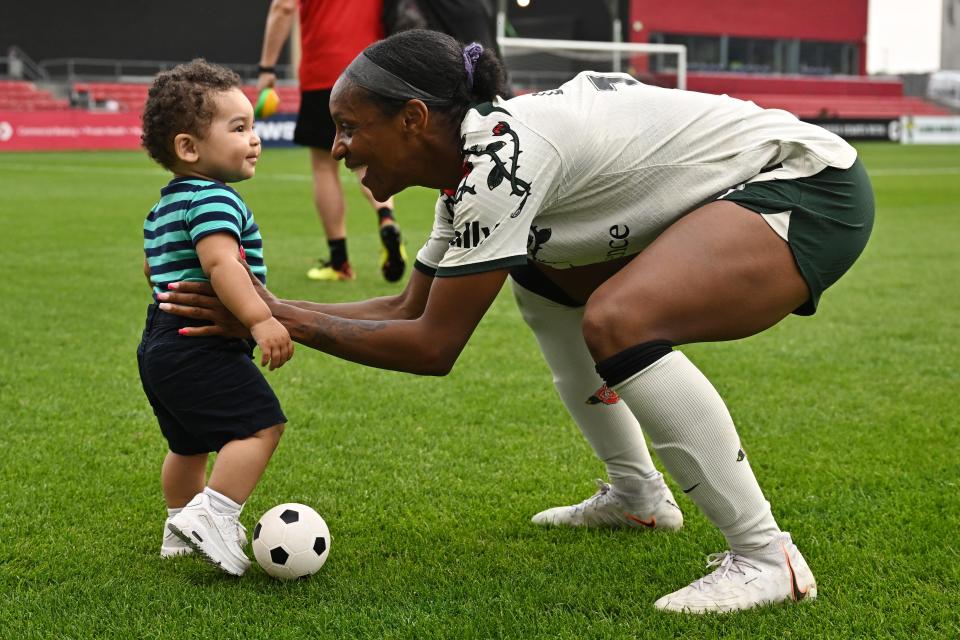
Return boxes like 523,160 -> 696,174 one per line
254,88 -> 280,119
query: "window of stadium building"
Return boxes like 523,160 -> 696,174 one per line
726,37 -> 777,73
799,41 -> 858,75
649,34 -> 858,75
652,34 -> 723,72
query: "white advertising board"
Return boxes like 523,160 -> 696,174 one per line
900,116 -> 960,144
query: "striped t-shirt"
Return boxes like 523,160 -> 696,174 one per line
144,177 -> 267,298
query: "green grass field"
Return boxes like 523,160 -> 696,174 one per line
0,143 -> 958,639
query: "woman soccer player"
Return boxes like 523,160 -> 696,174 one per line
159,30 -> 873,612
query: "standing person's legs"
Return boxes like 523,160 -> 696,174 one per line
296,88 -> 354,281
305,148 -> 356,281
583,200 -> 817,612
297,87 -> 406,282
309,148 -> 347,243
357,165 -> 395,223
357,166 -> 407,282
510,276 -> 682,531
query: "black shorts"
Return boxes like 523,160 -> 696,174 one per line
293,88 -> 336,149
137,305 -> 287,455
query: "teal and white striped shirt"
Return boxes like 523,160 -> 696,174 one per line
144,177 -> 266,298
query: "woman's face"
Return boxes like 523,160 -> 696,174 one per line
329,78 -> 411,202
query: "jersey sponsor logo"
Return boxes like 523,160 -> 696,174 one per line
449,220 -> 492,249
585,384 -> 620,405
606,224 -> 631,260
532,89 -> 563,97
527,225 -> 551,259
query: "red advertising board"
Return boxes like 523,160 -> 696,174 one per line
0,111 -> 143,151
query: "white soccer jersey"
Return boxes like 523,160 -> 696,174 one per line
415,72 -> 857,276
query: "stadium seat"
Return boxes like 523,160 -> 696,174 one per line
731,93 -> 951,118
0,80 -> 71,111
64,82 -> 300,115
645,72 -> 950,119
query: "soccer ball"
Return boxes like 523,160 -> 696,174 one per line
252,503 -> 331,580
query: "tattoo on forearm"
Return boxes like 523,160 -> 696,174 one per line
294,315 -> 390,349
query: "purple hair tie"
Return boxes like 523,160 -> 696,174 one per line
462,42 -> 484,89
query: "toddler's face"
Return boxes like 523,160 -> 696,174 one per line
193,88 -> 261,182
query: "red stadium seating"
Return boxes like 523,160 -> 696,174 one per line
69,82 -> 301,115
3,75 -> 946,120
680,72 -> 905,97
0,80 -> 70,111
646,72 -> 949,119
732,94 -> 950,118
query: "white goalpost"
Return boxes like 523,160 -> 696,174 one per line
497,37 -> 688,95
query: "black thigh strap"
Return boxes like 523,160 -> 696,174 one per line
595,340 -> 674,387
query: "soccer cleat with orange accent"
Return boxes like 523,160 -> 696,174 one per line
531,475 -> 683,530
653,532 -> 817,614
307,260 -> 356,282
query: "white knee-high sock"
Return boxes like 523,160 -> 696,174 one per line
512,280 -> 658,487
611,351 -> 780,552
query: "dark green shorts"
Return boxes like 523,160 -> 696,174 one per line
721,158 -> 874,315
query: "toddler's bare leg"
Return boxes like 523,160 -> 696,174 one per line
161,451 -> 208,508
207,423 -> 286,504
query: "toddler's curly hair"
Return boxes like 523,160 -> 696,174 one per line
141,59 -> 242,170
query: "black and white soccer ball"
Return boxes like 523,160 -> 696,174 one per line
252,503 -> 330,580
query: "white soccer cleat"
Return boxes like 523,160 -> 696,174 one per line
166,493 -> 251,576
160,518 -> 194,558
531,476 -> 683,530
654,532 -> 817,614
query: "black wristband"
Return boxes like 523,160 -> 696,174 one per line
258,65 -> 276,74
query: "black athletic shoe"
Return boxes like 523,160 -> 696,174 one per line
379,223 -> 407,283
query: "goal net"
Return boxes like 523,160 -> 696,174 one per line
497,37 -> 687,95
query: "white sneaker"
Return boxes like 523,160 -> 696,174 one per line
160,518 -> 194,558
531,476 -> 683,530
166,493 -> 251,576
654,532 -> 817,614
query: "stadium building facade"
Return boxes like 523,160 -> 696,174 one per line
630,0 -> 867,76
617,0 -> 949,130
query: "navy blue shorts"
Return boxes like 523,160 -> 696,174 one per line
137,305 -> 287,455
